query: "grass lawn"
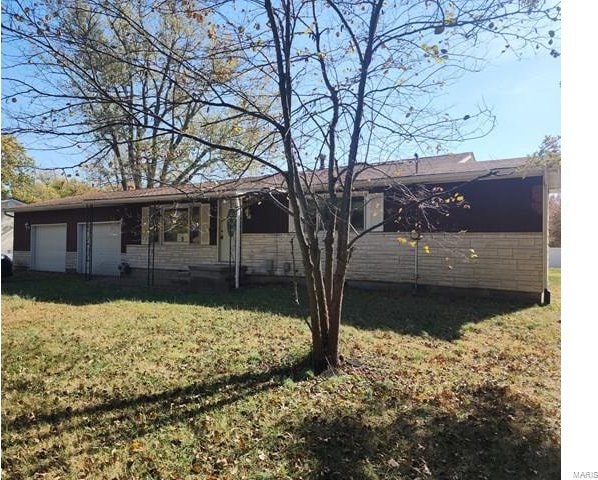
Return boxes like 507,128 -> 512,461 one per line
1,271 -> 560,479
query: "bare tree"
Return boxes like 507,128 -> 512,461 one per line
2,0 -> 560,372
2,0 -> 274,190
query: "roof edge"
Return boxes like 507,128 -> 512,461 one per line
9,163 -> 544,213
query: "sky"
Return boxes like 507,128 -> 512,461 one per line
2,50 -> 561,168
449,52 -> 560,160
1,9 -> 561,170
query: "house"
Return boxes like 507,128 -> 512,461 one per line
2,199 -> 25,258
6,153 -> 560,302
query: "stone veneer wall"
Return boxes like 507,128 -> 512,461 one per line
14,232 -> 544,294
12,251 -> 31,268
240,232 -> 544,294
123,244 -> 218,270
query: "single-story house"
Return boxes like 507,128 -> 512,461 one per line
2,198 -> 25,258
6,153 -> 560,302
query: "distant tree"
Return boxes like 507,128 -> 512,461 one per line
1,134 -> 35,201
528,135 -> 561,169
1,134 -> 96,202
528,135 -> 560,247
29,174 -> 97,202
549,194 -> 560,247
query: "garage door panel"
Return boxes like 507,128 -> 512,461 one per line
78,222 -> 121,276
33,225 -> 67,272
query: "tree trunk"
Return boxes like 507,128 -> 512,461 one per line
304,255 -> 344,374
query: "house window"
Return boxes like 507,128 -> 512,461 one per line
190,207 -> 201,243
303,195 -> 365,232
306,197 -> 323,232
149,208 -> 161,243
350,196 -> 365,231
163,208 -> 189,243
190,204 -> 211,244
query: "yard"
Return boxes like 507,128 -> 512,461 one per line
1,272 -> 560,479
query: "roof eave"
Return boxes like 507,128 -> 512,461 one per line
352,165 -> 544,189
7,190 -> 222,213
8,165 -> 544,213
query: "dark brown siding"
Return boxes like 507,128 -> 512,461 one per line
242,196 -> 288,234
383,176 -> 543,233
13,205 -> 142,253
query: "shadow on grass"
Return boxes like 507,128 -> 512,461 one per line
2,272 -> 534,341
282,383 -> 560,479
5,354 -> 311,439
2,355 -> 312,479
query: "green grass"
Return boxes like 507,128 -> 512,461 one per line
1,271 -> 561,479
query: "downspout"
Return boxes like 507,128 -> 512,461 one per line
542,166 -> 550,305
234,195 -> 242,289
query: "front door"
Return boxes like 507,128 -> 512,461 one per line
218,199 -> 237,263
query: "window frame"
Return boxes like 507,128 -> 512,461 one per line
161,206 -> 190,244
154,204 -> 211,245
349,193 -> 366,233
294,192 -> 368,234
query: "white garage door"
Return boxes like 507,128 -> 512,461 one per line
78,222 -> 121,276
32,224 -> 67,272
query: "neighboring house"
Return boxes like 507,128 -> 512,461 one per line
2,199 -> 25,258
6,153 -> 560,302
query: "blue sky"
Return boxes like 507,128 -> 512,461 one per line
1,15 -> 561,169
449,52 -> 560,160
3,51 -> 561,168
